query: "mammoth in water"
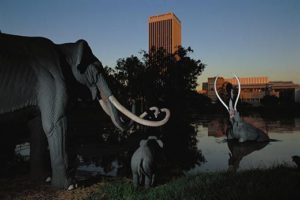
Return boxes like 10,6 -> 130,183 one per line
0,33 -> 170,189
214,75 -> 269,143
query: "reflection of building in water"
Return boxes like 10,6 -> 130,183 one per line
207,119 -> 227,137
295,119 -> 300,130
201,76 -> 300,105
295,88 -> 300,103
148,12 -> 181,54
267,118 -> 300,132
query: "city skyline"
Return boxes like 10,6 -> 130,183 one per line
1,0 -> 299,87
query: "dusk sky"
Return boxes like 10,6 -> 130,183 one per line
1,0 -> 299,88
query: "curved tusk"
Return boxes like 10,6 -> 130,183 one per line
233,75 -> 241,110
214,76 -> 229,110
100,99 -> 159,119
108,96 -> 170,127
99,99 -> 111,116
99,99 -> 136,131
139,107 -> 160,119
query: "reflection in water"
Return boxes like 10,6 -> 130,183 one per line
76,160 -> 121,180
227,140 -> 269,172
208,118 -> 228,138
72,143 -> 132,180
161,117 -> 206,179
15,142 -> 30,161
5,114 -> 300,182
71,118 -> 208,182
189,115 -> 300,173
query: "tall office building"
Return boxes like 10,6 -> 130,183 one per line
148,12 -> 181,54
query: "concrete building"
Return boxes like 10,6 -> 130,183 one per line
148,12 -> 181,54
203,76 -> 300,105
207,77 -> 225,102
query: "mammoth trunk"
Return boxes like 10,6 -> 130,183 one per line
97,74 -> 133,131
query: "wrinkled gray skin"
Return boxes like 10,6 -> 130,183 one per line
226,90 -> 269,143
215,76 -> 269,143
0,33 -> 133,189
228,111 -> 269,142
131,136 -> 163,188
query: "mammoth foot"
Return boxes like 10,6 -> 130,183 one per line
46,176 -> 76,190
67,183 -> 78,191
50,175 -> 78,190
45,176 -> 51,183
65,177 -> 78,191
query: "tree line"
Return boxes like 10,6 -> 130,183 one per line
103,46 -> 207,115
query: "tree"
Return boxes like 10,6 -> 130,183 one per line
108,46 -> 206,114
142,47 -> 206,109
114,56 -> 145,99
261,95 -> 279,106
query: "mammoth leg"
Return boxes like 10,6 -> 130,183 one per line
0,123 -> 16,176
132,171 -> 139,188
45,116 -> 69,188
143,165 -> 153,188
226,127 -> 234,140
151,174 -> 155,186
145,174 -> 152,189
38,75 -> 72,189
28,116 -> 50,181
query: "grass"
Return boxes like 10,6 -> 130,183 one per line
2,165 -> 300,199
85,165 -> 300,200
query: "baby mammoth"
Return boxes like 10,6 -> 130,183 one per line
131,136 -> 163,188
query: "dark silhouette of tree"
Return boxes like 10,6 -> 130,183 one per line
103,66 -> 124,97
261,95 -> 279,106
105,46 -> 206,115
112,56 -> 147,112
115,56 -> 145,99
142,46 -> 206,111
103,47 -> 207,175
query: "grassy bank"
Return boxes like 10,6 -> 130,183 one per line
1,165 -> 300,199
86,166 -> 300,200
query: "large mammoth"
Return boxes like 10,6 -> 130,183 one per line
0,33 -> 170,189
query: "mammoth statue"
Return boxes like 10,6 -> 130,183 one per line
0,33 -> 170,189
131,136 -> 164,188
214,75 -> 269,143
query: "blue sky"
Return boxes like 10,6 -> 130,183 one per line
1,0 -> 299,88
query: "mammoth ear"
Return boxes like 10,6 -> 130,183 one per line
139,139 -> 147,147
76,40 -> 97,74
156,140 -> 163,148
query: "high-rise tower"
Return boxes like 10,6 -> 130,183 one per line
148,12 -> 181,54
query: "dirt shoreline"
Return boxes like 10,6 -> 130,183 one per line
0,175 -> 108,200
